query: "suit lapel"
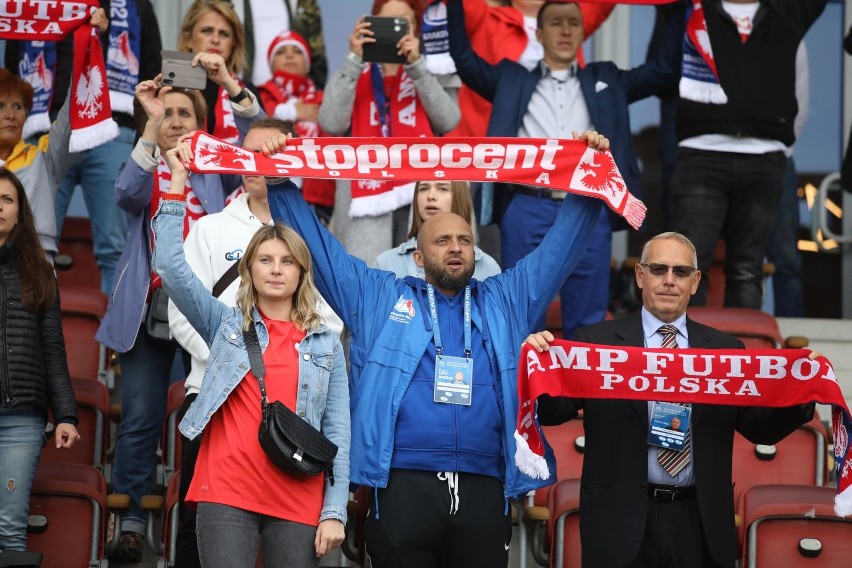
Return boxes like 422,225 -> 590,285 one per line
616,312 -> 649,425
578,68 -> 600,131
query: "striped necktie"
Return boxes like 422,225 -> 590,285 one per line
656,324 -> 692,476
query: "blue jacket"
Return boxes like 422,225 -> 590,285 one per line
448,0 -> 683,229
152,199 -> 351,523
268,182 -> 602,499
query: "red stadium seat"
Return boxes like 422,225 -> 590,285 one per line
547,478 -> 582,568
28,463 -> 108,568
547,299 -> 564,339
56,216 -> 101,291
538,419 -> 586,505
157,471 -> 181,568
159,382 -> 186,488
740,484 -> 852,567
686,306 -> 801,349
732,412 -> 830,548
42,377 -> 110,469
524,415 -> 585,566
60,286 -> 113,387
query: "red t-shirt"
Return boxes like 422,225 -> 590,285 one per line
186,316 -> 323,524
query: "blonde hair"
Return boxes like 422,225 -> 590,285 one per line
235,224 -> 323,332
178,0 -> 247,75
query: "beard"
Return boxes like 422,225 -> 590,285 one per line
422,254 -> 475,292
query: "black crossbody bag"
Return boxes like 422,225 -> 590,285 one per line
243,326 -> 337,484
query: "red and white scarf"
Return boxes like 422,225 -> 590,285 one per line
257,71 -> 335,206
185,131 -> 648,229
680,0 -> 729,104
148,159 -> 205,289
258,71 -> 323,138
212,84 -> 241,145
514,340 -> 852,517
0,0 -> 119,151
348,65 -> 434,218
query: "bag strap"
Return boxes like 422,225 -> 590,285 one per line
243,326 -> 269,413
212,261 -> 240,298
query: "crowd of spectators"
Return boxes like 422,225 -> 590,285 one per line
0,0 -> 837,566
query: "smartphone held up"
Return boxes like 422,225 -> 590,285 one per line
362,16 -> 409,64
160,50 -> 207,90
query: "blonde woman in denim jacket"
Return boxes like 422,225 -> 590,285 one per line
150,143 -> 349,568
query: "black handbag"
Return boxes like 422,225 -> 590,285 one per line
243,326 -> 337,484
145,287 -> 175,343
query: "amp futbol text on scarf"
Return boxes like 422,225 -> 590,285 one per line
525,343 -> 836,401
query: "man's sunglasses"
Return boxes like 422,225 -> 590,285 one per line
640,263 -> 696,278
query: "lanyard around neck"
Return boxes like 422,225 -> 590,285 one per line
427,284 -> 472,359
369,63 -> 391,137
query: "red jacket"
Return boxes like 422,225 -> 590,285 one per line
450,0 -> 613,138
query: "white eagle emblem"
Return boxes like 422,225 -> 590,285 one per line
695,29 -> 714,59
75,65 -> 104,119
357,179 -> 385,191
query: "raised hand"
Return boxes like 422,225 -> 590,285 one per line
349,17 -> 376,59
397,30 -> 421,65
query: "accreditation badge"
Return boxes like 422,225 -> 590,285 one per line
433,355 -> 473,406
648,402 -> 690,451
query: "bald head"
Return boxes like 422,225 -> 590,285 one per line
416,212 -> 470,250
414,212 -> 476,294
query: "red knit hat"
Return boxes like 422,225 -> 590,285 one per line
267,30 -> 311,73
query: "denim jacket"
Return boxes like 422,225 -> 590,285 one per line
152,198 -> 350,524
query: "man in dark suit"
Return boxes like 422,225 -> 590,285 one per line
530,232 -> 815,567
448,0 -> 683,339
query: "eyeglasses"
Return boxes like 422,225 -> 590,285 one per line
640,263 -> 696,278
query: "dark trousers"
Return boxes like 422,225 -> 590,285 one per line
501,194 -> 612,338
631,497 -> 722,568
671,148 -> 786,308
174,393 -> 201,568
767,157 -> 805,317
365,470 -> 511,568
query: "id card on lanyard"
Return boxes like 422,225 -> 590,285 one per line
428,284 -> 473,406
648,401 -> 690,451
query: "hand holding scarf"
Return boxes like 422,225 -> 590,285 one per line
0,0 -> 119,151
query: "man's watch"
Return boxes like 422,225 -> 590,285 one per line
229,88 -> 250,103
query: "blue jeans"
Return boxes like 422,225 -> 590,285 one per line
671,148 -> 786,308
54,125 -> 134,293
0,409 -> 45,552
766,157 -> 805,317
501,193 -> 612,338
195,503 -> 319,568
111,324 -> 181,535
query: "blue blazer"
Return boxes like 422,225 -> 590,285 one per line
448,0 -> 684,228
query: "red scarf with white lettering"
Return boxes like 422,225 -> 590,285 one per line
148,159 -> 205,290
184,132 -> 648,229
0,0 -> 119,151
514,340 -> 852,517
212,84 -> 241,145
348,65 -> 432,218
